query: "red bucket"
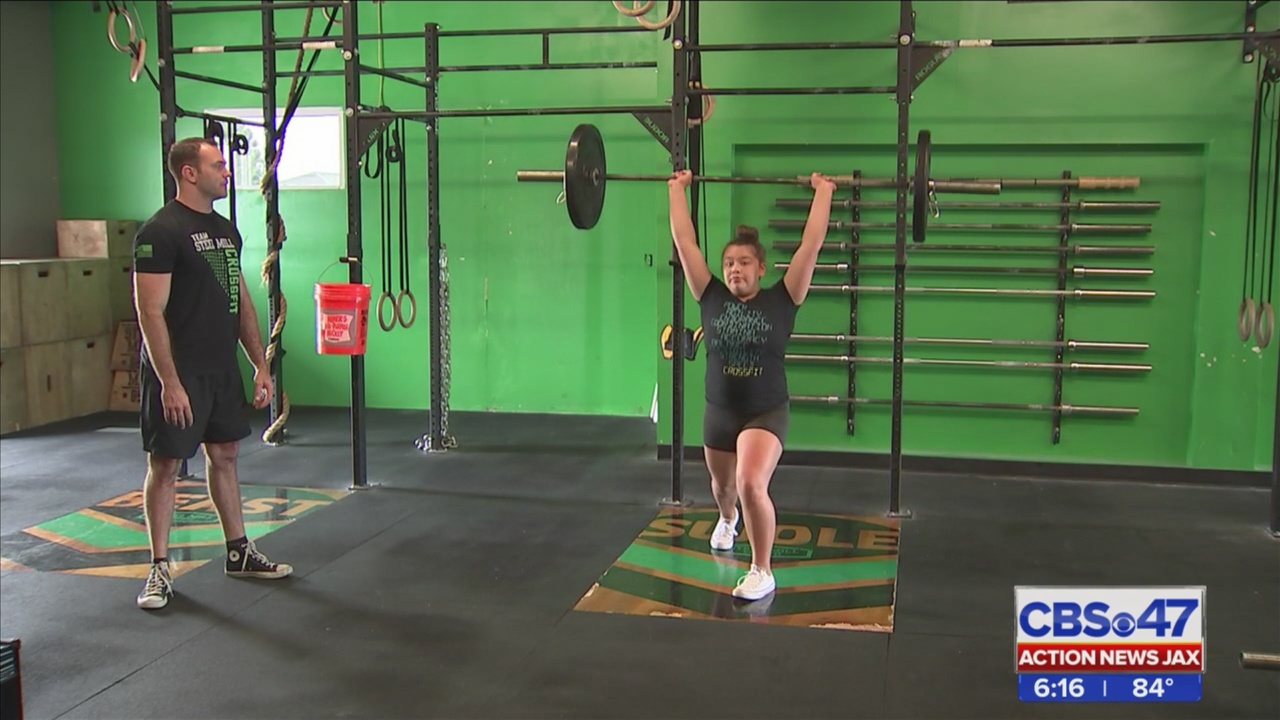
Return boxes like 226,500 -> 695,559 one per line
315,282 -> 372,355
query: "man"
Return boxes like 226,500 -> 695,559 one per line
667,170 -> 836,601
133,137 -> 292,611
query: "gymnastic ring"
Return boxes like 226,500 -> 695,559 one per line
386,141 -> 404,164
377,291 -> 397,331
1257,302 -> 1275,348
107,9 -> 137,54
635,0 -> 681,30
130,38 -> 147,84
613,1 -> 656,17
687,82 -> 715,127
1239,298 -> 1257,342
396,289 -> 417,329
231,133 -> 251,155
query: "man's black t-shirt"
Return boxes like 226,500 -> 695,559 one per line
698,276 -> 799,416
133,201 -> 244,376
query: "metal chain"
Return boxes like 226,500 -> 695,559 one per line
439,245 -> 457,448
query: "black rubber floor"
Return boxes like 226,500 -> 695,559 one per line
1,407 -> 1276,719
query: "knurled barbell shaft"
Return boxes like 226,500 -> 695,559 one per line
776,261 -> 1153,278
791,394 -> 1140,416
775,199 -> 1162,212
808,284 -> 1156,299
789,334 -> 1149,352
515,169 -> 1002,193
770,219 -> 1152,234
785,353 -> 1151,372
771,241 -> 1155,255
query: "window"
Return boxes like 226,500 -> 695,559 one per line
205,107 -> 345,191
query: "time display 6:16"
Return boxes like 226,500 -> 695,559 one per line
1019,674 -> 1202,703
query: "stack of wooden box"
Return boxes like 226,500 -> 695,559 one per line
0,219 -> 140,436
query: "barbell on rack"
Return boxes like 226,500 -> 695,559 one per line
789,333 -> 1150,352
776,261 -> 1154,278
791,394 -> 1139,417
808,284 -> 1156,299
786,353 -> 1152,373
516,124 -> 1004,235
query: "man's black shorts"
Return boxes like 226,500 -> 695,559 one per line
140,365 -> 252,459
702,401 -> 790,453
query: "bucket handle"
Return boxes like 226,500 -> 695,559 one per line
317,256 -> 361,284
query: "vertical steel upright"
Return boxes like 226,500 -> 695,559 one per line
1270,348 -> 1279,537
888,0 -> 914,518
341,0 -> 369,488
847,173 -> 861,436
667,3 -> 690,506
156,3 -> 177,203
156,1 -> 195,481
1051,171 -> 1072,444
419,22 -> 447,453
261,1 -> 286,445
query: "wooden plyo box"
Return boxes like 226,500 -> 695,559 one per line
111,321 -> 141,371
22,341 -> 71,429
12,260 -> 70,347
56,219 -> 138,259
0,348 -> 25,435
109,257 -> 136,324
0,263 -> 19,350
65,259 -> 113,339
109,319 -> 143,412
68,335 -> 113,417
109,369 -> 142,412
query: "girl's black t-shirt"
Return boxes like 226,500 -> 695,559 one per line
697,276 -> 799,416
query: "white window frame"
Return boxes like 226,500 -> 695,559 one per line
205,106 -> 346,191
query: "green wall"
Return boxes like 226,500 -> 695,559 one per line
52,1 -> 1277,473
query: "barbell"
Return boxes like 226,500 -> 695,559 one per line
515,123 -> 1005,239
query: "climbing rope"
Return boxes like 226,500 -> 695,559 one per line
257,6 -> 325,443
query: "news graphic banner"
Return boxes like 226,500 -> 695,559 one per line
1015,586 -> 1206,703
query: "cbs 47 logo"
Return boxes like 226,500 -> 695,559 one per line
1019,598 -> 1200,639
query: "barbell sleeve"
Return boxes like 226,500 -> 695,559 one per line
1073,266 -> 1153,277
1239,652 -> 1280,670
517,170 -> 567,182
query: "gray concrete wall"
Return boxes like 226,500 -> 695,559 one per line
0,1 -> 60,259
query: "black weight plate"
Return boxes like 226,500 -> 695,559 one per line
565,123 -> 607,230
913,129 -> 931,244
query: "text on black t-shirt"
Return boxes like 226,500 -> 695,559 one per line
697,276 -> 799,416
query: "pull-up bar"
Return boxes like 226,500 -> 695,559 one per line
168,1 -> 340,15
683,29 -> 1280,53
358,105 -> 671,121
